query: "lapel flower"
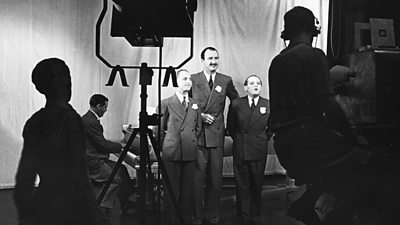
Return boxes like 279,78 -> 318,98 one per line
192,103 -> 198,110
260,107 -> 267,114
215,85 -> 222,93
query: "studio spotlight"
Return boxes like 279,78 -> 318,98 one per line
110,0 -> 197,47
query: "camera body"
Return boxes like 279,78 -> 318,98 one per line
335,49 -> 400,126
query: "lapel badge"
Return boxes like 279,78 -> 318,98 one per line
215,85 -> 222,93
192,103 -> 198,110
260,107 -> 266,114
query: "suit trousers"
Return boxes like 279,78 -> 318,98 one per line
193,146 -> 224,224
233,158 -> 266,225
163,160 -> 196,225
91,160 -> 134,209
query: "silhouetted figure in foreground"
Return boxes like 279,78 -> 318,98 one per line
14,58 -> 105,225
268,6 -> 362,225
269,6 -> 400,225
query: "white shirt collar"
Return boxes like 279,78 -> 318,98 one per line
89,109 -> 100,121
175,91 -> 189,104
247,95 -> 260,107
203,71 -> 216,82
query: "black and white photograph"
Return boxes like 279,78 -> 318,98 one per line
1,0 -> 399,225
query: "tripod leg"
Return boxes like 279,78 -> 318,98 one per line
96,128 -> 139,204
140,149 -> 161,225
147,129 -> 186,225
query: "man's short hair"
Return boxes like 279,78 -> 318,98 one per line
176,69 -> 190,78
32,58 -> 70,94
281,6 -> 320,40
200,47 -> 218,60
89,94 -> 108,107
244,75 -> 262,86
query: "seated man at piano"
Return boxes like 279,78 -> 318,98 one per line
82,94 -> 136,217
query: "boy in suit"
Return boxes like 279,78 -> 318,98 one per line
190,47 -> 239,225
157,69 -> 202,225
227,75 -> 270,225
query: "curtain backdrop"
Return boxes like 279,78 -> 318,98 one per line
0,0 -> 328,188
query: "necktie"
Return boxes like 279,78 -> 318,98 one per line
182,96 -> 187,109
208,76 -> 214,89
251,98 -> 256,111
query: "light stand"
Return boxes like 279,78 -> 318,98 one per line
96,62 -> 184,225
94,1 -> 195,224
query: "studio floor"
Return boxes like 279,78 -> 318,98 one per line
0,175 -> 304,225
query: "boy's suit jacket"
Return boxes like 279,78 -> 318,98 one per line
190,71 -> 238,147
227,96 -> 270,161
158,94 -> 202,161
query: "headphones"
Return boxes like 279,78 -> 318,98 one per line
280,7 -> 321,40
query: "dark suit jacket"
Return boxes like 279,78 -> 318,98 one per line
82,110 -> 122,181
14,104 -> 103,225
158,94 -> 202,161
227,96 -> 270,161
190,71 -> 238,147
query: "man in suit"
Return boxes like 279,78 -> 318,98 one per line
82,94 -> 135,217
157,69 -> 203,225
190,47 -> 239,225
227,75 -> 270,225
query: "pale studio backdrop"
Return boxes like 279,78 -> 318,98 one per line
0,0 -> 328,188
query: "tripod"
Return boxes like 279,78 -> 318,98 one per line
96,62 -> 185,225
95,2 -> 195,223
